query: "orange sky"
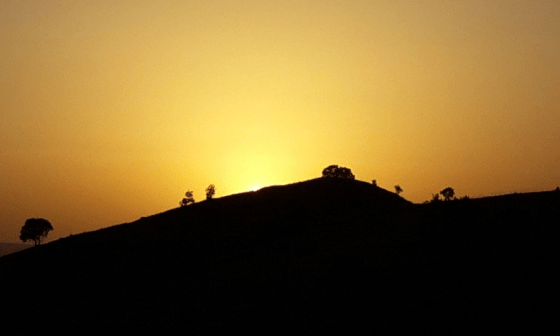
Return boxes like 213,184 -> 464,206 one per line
1,0 -> 559,243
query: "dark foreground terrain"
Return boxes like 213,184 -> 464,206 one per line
0,243 -> 32,258
1,178 -> 559,334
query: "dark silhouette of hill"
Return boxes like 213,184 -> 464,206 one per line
0,179 -> 558,334
0,242 -> 32,258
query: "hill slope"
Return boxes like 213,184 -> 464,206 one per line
1,178 -> 559,334
0,243 -> 32,258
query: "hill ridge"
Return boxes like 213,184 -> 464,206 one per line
1,177 -> 558,334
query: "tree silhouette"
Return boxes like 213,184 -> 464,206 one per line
440,187 -> 455,201
180,190 -> 195,207
205,184 -> 216,200
19,218 -> 53,246
394,185 -> 403,195
321,165 -> 355,179
372,179 -> 377,186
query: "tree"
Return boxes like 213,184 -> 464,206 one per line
394,185 -> 403,195
321,165 -> 355,179
205,184 -> 216,200
180,190 -> 195,207
372,179 -> 377,186
20,218 -> 53,246
322,165 -> 339,178
440,187 -> 455,201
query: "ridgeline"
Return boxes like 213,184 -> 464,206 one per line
1,178 -> 559,334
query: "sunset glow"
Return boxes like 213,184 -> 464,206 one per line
1,0 -> 559,243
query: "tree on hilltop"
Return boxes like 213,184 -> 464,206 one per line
425,187 -> 459,203
394,185 -> 403,195
20,218 -> 53,246
206,184 -> 216,200
322,165 -> 355,179
440,187 -> 455,201
180,190 -> 195,207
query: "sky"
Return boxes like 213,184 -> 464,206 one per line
1,0 -> 559,243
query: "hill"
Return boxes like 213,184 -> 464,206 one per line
1,178 -> 559,334
0,242 -> 32,258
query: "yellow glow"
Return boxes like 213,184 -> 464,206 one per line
251,186 -> 262,192
1,0 -> 559,242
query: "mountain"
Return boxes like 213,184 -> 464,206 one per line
0,178 -> 558,335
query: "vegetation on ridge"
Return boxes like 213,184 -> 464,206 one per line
19,218 -> 53,246
179,190 -> 195,207
1,168 -> 559,335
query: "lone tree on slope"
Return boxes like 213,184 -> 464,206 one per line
19,218 -> 53,246
180,190 -> 195,207
321,165 -> 355,179
205,184 -> 216,200
394,185 -> 403,195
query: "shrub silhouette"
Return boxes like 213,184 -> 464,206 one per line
19,218 -> 53,246
371,179 -> 377,186
440,187 -> 455,201
394,185 -> 403,195
429,193 -> 441,203
206,184 -> 216,200
321,165 -> 355,179
180,190 -> 195,207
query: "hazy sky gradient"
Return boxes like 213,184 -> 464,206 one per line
1,0 -> 559,242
